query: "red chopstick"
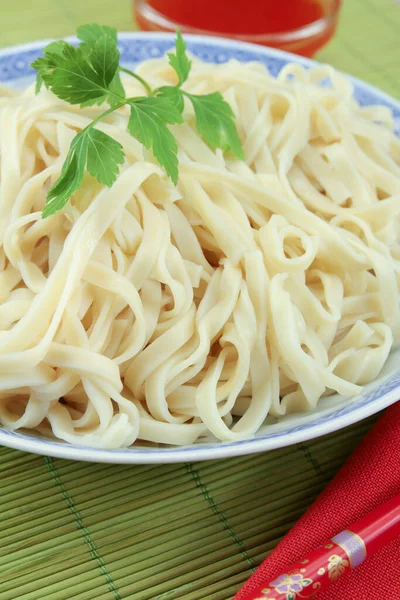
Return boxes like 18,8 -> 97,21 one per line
240,491 -> 400,599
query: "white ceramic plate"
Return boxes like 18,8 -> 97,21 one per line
1,33 -> 399,463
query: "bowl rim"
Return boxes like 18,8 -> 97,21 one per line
0,31 -> 399,463
1,30 -> 399,110
0,387 -> 398,463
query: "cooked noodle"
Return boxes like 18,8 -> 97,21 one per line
0,56 -> 399,447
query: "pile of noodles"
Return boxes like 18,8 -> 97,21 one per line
0,56 -> 399,447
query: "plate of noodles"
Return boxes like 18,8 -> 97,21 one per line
0,30 -> 399,464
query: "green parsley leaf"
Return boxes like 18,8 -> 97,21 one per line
35,74 -> 44,94
77,23 -> 118,46
131,96 -> 184,125
83,34 -> 120,90
79,74 -> 125,108
43,126 -> 125,217
86,128 -> 125,186
33,40 -> 71,93
77,24 -> 125,106
39,36 -> 121,105
43,133 -> 88,217
128,98 -> 179,184
80,34 -> 120,88
186,92 -> 244,159
109,73 -> 125,100
42,40 -> 70,58
167,30 -> 191,86
156,85 -> 184,114
33,40 -> 70,74
43,40 -> 70,55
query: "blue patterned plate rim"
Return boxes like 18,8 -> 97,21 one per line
0,32 -> 399,463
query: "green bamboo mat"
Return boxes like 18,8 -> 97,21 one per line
0,418 -> 377,600
1,1 -> 400,599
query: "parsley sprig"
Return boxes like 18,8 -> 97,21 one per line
31,24 -> 244,217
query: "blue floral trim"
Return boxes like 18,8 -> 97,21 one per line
1,36 -> 400,118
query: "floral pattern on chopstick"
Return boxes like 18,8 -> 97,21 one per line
271,573 -> 313,596
255,549 -> 351,599
256,572 -> 321,599
327,554 -> 349,581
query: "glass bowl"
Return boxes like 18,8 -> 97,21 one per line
134,0 -> 342,57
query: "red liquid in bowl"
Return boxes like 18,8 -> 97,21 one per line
135,0 -> 341,56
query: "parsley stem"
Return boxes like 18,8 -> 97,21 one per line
89,102 -> 126,128
119,66 -> 153,96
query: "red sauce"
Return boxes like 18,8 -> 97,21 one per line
135,0 -> 340,57
145,0 -> 324,35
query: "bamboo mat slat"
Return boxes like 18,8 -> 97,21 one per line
1,0 -> 400,598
